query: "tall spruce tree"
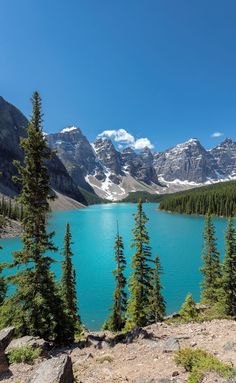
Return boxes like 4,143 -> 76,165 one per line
61,223 -> 80,332
126,199 -> 153,328
200,213 -> 222,304
222,217 -> 236,317
147,255 -> 165,323
0,243 -> 6,306
2,92 -> 72,343
104,227 -> 127,331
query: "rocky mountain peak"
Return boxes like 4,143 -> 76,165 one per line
60,125 -> 81,134
93,137 -> 122,176
210,138 -> 236,177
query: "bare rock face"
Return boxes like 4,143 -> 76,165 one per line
210,138 -> 236,178
0,96 -> 86,204
0,327 -> 15,350
27,354 -> 73,383
0,326 -> 15,374
47,127 -> 103,191
93,138 -> 123,184
6,336 -> 48,354
153,139 -> 222,183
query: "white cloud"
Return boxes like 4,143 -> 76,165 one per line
99,129 -> 135,144
211,131 -> 224,138
132,138 -> 154,150
98,128 -> 154,150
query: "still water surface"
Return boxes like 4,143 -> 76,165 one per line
0,203 -> 228,330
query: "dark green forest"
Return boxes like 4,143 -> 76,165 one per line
121,191 -> 163,203
159,181 -> 236,217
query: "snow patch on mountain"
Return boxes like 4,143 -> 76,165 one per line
61,126 -> 78,133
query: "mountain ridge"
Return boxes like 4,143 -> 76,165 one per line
1,96 -> 236,202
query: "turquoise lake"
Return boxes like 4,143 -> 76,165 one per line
0,203 -> 228,330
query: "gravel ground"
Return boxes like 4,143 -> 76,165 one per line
2,319 -> 236,383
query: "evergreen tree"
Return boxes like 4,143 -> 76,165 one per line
222,217 -> 236,317
104,227 -> 127,331
179,293 -> 198,322
2,92 -> 72,343
200,213 -> 222,304
126,199 -> 153,328
147,255 -> 165,323
61,223 -> 80,332
0,243 -> 6,307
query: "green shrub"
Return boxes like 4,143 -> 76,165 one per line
8,346 -> 41,365
179,293 -> 198,322
175,348 -> 236,383
95,355 -> 113,363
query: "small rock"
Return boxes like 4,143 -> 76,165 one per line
27,354 -> 73,383
162,337 -> 180,353
190,341 -> 197,347
223,341 -> 236,352
172,371 -> 179,377
0,327 -> 15,350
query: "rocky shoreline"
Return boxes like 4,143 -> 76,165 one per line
1,219 -> 22,239
0,319 -> 235,383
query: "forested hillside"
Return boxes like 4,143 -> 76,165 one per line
121,191 -> 163,203
159,180 -> 236,217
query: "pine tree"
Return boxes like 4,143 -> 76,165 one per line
200,213 -> 222,304
60,223 -> 80,333
179,293 -> 198,322
147,255 -> 165,323
2,92 -> 72,343
126,199 -> 153,328
0,244 -> 6,306
222,217 -> 236,317
104,227 -> 127,331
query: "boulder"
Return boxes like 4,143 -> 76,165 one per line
6,336 -> 48,354
0,347 -> 9,374
0,327 -> 15,349
27,354 -> 73,383
0,327 -> 15,374
125,327 -> 151,344
162,337 -> 180,353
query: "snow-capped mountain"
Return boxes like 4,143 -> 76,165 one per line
153,138 -> 222,184
3,94 -> 235,203
0,97 -> 86,204
210,138 -> 236,178
48,130 -> 162,200
47,128 -> 236,200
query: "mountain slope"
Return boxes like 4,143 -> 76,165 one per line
159,180 -> 236,216
0,97 -> 86,204
210,138 -> 236,178
48,131 -> 163,200
153,138 -> 222,183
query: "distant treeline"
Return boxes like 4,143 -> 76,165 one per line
0,196 -> 23,221
121,191 -> 163,203
159,180 -> 236,217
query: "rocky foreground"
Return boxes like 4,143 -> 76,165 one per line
0,319 -> 236,383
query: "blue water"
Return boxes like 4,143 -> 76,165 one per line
0,203 -> 228,330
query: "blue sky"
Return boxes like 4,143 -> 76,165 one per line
1,0 -> 236,151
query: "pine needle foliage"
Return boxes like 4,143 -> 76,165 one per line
222,217 -> 236,317
126,199 -> 153,328
179,293 -> 198,322
147,255 -> 165,323
200,213 -> 222,304
60,223 -> 81,334
2,92 -> 72,344
104,230 -> 127,331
